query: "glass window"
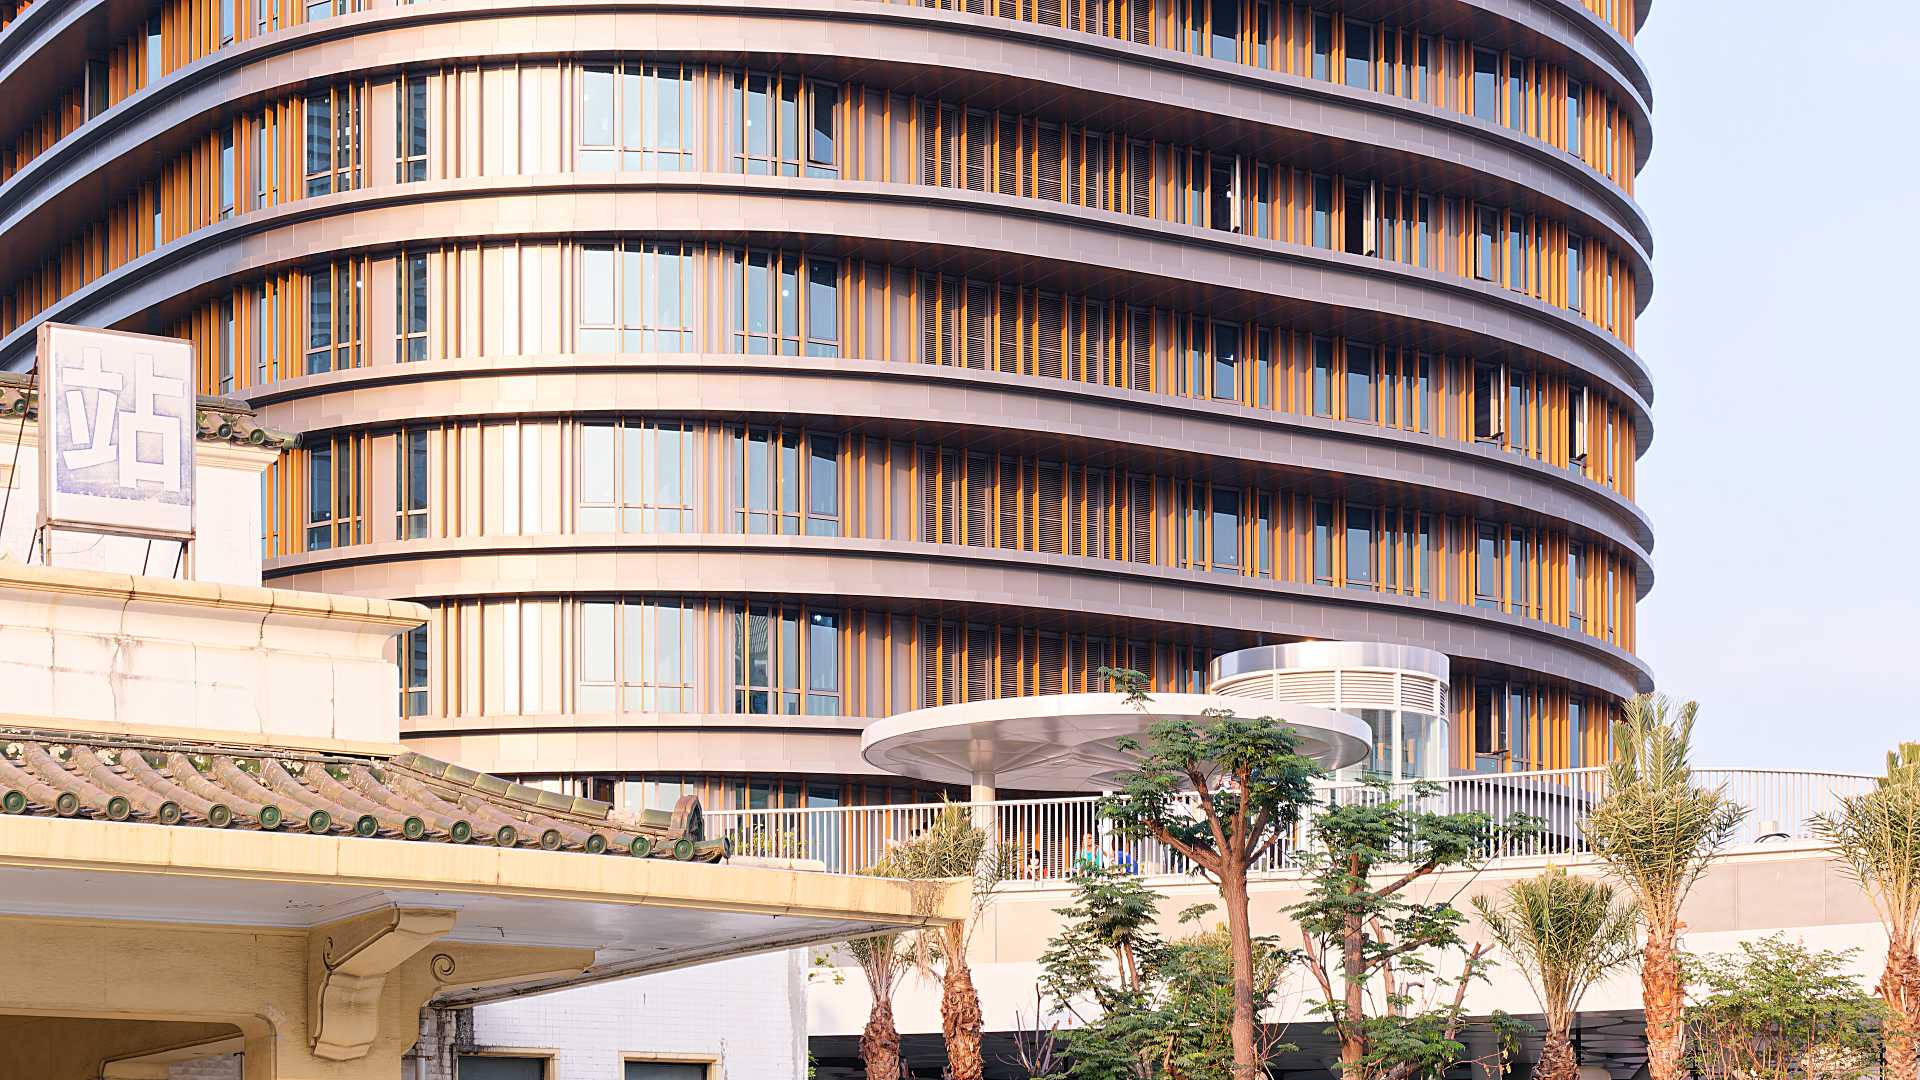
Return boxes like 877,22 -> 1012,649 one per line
145,17 -> 162,84
1208,157 -> 1237,233
734,606 -> 839,715
1210,487 -> 1240,572
1312,338 -> 1335,417
397,252 -> 428,361
1566,80 -> 1584,158
1210,322 -> 1239,401
253,116 -> 274,208
729,427 -> 838,536
1473,49 -> 1501,123
304,88 -> 359,195
1475,207 -> 1499,282
396,426 -> 428,539
807,83 -> 838,177
1567,696 -> 1587,768
1506,56 -> 1527,133
1310,175 -> 1333,249
255,286 -> 276,383
218,129 -> 235,218
1310,13 -> 1333,81
219,0 -> 234,43
1509,375 -> 1531,453
459,1058 -> 546,1080
217,300 -> 234,393
582,63 -> 693,172
1509,213 -> 1529,292
1255,490 -> 1273,577
399,625 -> 429,717
1344,20 -> 1373,89
1475,524 -> 1503,608
1566,236 -> 1584,314
730,72 -> 830,176
731,250 -> 836,356
305,262 -> 360,373
1344,342 -> 1374,421
805,259 -> 839,357
807,434 -> 839,535
1473,363 -> 1502,441
306,437 -> 358,551
306,269 -> 333,374
1509,526 -> 1531,612
1568,543 -> 1587,632
397,74 -> 428,182
577,421 -> 694,533
578,242 -> 695,353
1210,0 -> 1238,60
1345,505 -> 1375,588
1473,683 -> 1507,771
625,1062 -> 707,1080
149,180 -> 163,249
577,599 -> 694,712
1342,181 -> 1370,256
1312,500 -> 1334,586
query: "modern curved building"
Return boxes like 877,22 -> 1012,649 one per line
0,0 -> 1655,816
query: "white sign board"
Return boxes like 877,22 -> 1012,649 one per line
37,323 -> 196,540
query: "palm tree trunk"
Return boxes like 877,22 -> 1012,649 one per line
1880,937 -> 1920,1080
1535,1029 -> 1580,1080
1642,919 -> 1686,1080
941,925 -> 986,1080
861,995 -> 903,1080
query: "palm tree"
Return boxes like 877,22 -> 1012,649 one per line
844,933 -> 911,1080
1813,741 -> 1920,1080
1473,867 -> 1640,1080
873,803 -> 1007,1080
1580,693 -> 1746,1080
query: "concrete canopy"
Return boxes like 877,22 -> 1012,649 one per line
861,692 -> 1371,793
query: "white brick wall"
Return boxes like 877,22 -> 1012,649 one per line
468,950 -> 809,1080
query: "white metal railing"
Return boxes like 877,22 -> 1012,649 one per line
705,767 -> 1876,880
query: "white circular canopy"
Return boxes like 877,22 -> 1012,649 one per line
861,692 -> 1372,793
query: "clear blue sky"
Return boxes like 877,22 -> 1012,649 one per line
1632,0 -> 1919,773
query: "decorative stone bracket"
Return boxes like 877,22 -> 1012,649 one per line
306,907 -> 457,1061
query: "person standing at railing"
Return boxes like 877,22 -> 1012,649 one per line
1073,832 -> 1106,874
1112,842 -> 1139,876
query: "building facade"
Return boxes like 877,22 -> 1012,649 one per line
0,0 -> 1655,812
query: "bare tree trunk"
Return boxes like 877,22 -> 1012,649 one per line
1340,907 -> 1369,1079
1642,920 -> 1686,1080
1880,938 -> 1920,1080
861,995 -> 903,1080
941,924 -> 986,1080
1221,861 -> 1260,1079
1535,1030 -> 1580,1080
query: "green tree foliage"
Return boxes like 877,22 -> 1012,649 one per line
1096,667 -> 1321,1078
1581,694 -> 1746,1080
1685,935 -> 1885,1080
1472,867 -> 1639,1080
1289,777 -> 1529,1080
1813,741 -> 1920,1080
1037,868 -> 1292,1080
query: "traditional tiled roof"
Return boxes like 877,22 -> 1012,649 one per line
0,372 -> 295,450
0,727 -> 729,862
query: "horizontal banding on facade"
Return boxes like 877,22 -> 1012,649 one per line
262,536 -> 1653,697
0,0 -> 1654,273
252,353 -> 1656,565
0,177 -> 1657,437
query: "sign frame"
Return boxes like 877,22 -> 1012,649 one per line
35,322 -> 198,545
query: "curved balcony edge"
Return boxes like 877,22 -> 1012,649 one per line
0,175 -> 1659,429
253,352 -> 1657,560
261,534 -> 1655,697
